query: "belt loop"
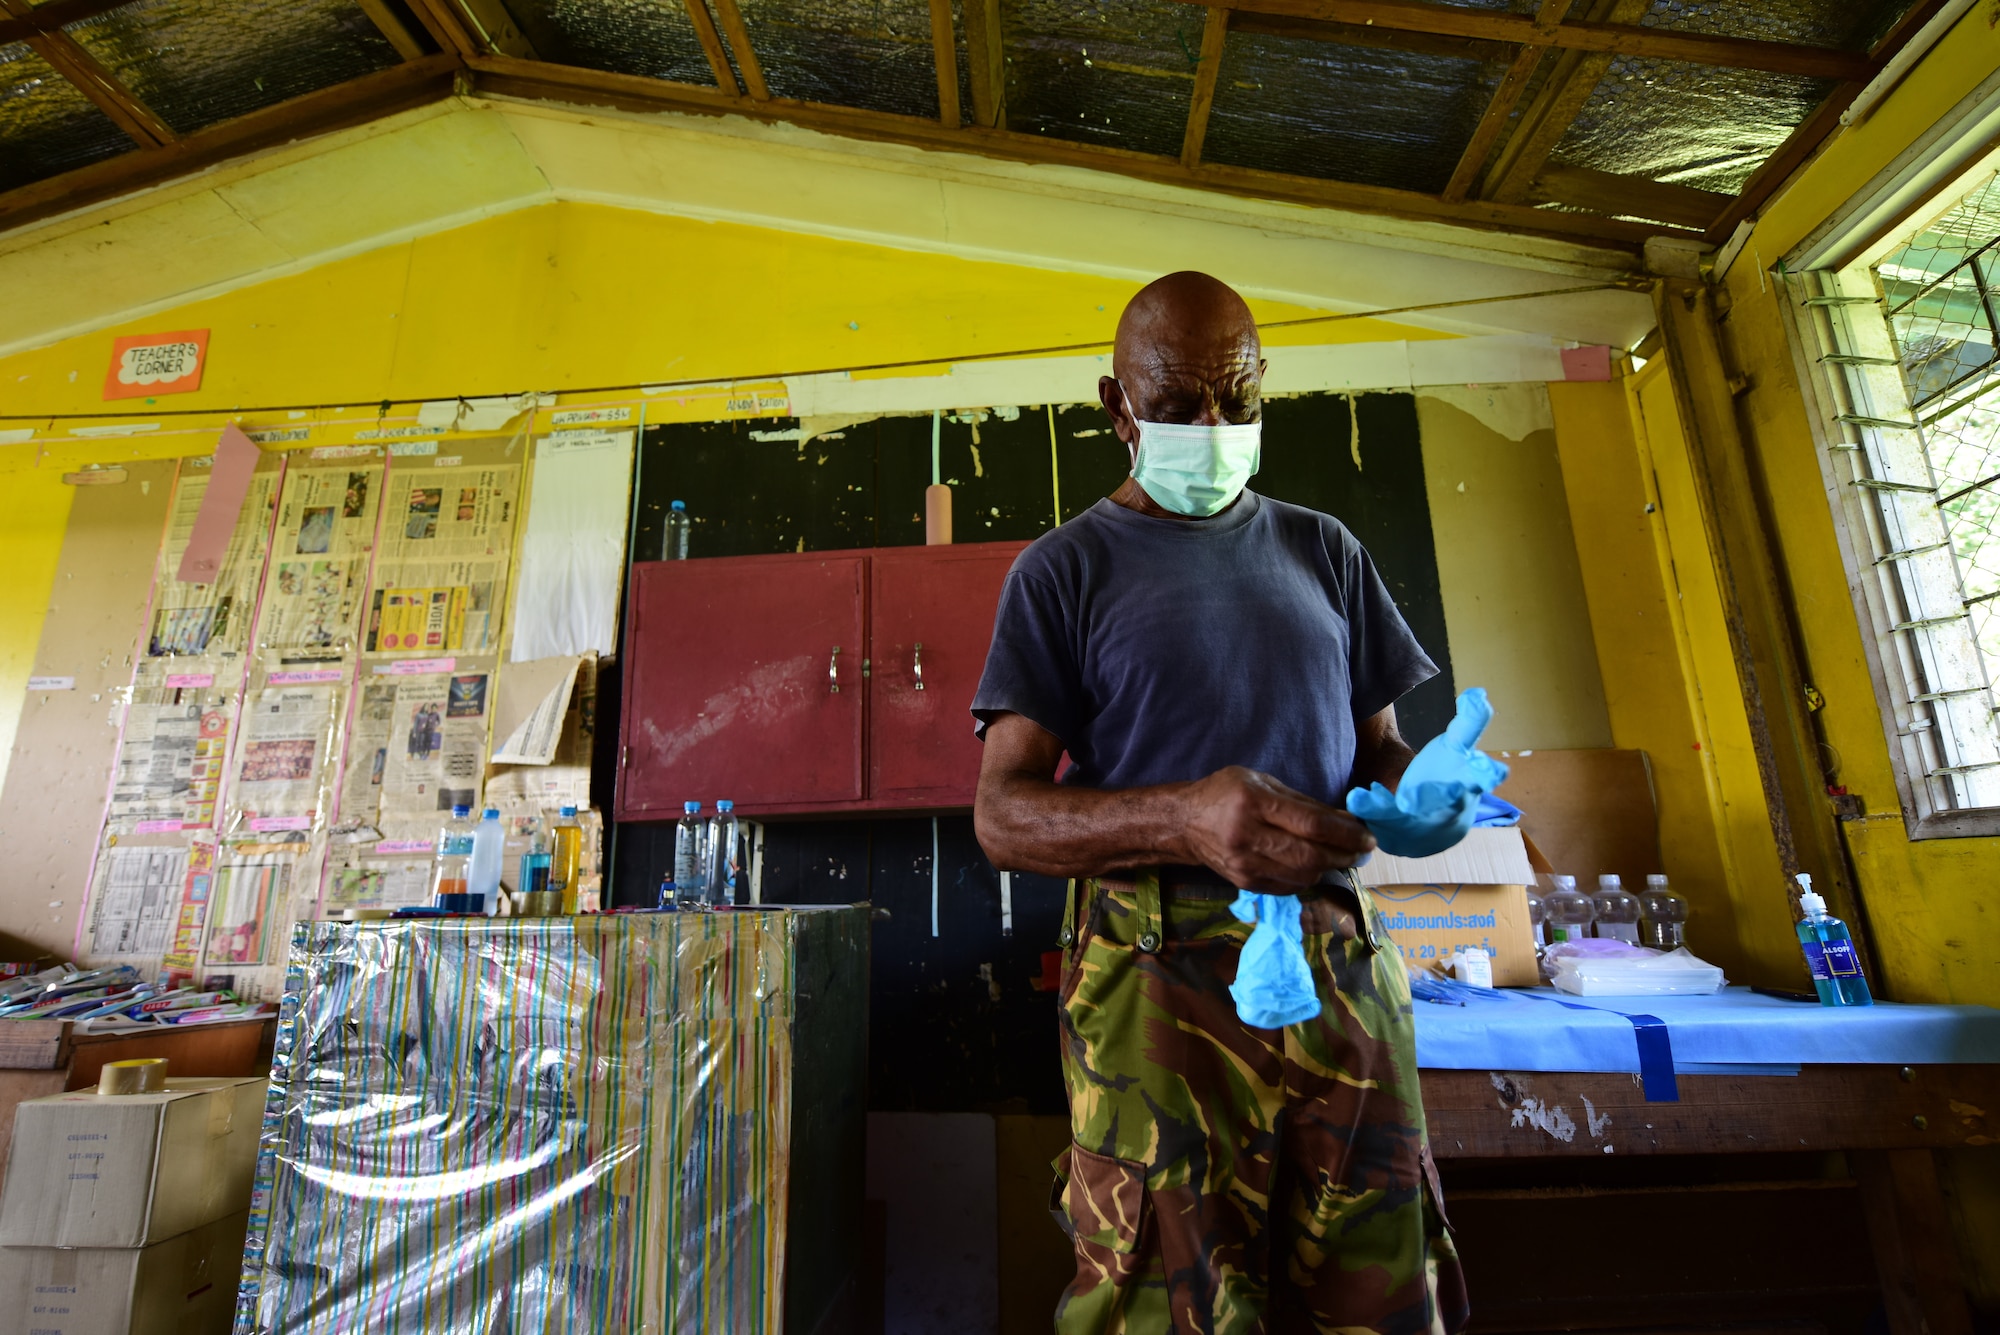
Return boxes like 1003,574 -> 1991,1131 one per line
1059,878 -> 1081,949
1135,870 -> 1163,953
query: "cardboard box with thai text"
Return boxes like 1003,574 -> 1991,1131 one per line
0,1208 -> 245,1335
1356,827 -> 1541,988
0,1077 -> 264,1248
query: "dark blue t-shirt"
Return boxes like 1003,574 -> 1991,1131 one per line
971,491 -> 1437,805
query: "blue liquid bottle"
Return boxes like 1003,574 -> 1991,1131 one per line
1794,872 -> 1873,1007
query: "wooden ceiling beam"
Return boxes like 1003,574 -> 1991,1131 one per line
0,0 -> 126,46
1180,7 -> 1230,169
1227,10 -> 1512,64
465,55 -> 1658,251
401,0 -> 485,59
1172,0 -> 1877,80
709,0 -> 770,101
963,0 -> 1005,130
453,0 -> 535,58
0,0 -> 174,147
0,54 -> 458,230
926,0 -> 961,127
1441,0 -> 1570,204
354,0 -> 430,61
1529,163 -> 1732,230
680,0 -> 742,96
1480,0 -> 1646,204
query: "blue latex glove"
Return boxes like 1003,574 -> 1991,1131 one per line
1227,890 -> 1321,1028
1345,688 -> 1509,859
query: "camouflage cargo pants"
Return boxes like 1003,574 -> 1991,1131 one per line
1052,871 -> 1469,1335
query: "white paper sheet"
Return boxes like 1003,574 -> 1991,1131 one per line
491,656 -> 582,765
510,430 -> 634,661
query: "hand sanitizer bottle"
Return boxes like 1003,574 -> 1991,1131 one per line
1795,872 -> 1873,1007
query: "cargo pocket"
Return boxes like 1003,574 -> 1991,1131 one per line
1054,1142 -> 1151,1291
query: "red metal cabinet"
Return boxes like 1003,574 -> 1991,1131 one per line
617,541 -> 1027,819
619,553 -> 867,817
868,544 -> 1022,806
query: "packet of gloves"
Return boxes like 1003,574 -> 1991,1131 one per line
1226,688 -> 1508,1030
1544,941 -> 1726,996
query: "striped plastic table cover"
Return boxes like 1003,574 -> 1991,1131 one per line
235,910 -> 853,1334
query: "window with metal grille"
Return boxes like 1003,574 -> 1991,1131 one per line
1797,172 -> 2000,831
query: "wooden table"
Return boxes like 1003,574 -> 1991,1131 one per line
0,1016 -> 276,1168
1423,1063 -> 1997,1335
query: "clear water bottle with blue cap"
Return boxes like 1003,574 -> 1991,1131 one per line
675,801 -> 706,912
707,800 -> 739,908
662,499 -> 691,560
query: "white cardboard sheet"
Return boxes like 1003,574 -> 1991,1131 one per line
509,430 -> 634,662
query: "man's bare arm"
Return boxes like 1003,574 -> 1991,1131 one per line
1351,705 -> 1416,792
973,712 -> 1376,891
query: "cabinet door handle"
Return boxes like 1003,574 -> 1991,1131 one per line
829,646 -> 841,693
913,642 -> 924,691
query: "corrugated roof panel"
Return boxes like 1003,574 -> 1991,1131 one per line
1002,0 -> 1204,158
63,0 -> 400,136
507,0 -> 718,88
732,0 -> 940,118
1201,31 -> 1506,193
1548,55 -> 1832,193
0,41 -> 132,192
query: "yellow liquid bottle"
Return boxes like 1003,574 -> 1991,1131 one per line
551,805 -> 583,914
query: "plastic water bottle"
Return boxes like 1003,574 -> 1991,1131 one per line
1590,874 -> 1643,943
432,804 -> 476,910
707,800 -> 739,908
551,805 -> 583,915
1542,875 -> 1595,944
1524,883 -> 1547,948
518,823 -> 552,914
1795,872 -> 1872,1006
469,807 -> 504,913
1639,873 -> 1690,948
674,801 -> 706,911
662,500 -> 692,560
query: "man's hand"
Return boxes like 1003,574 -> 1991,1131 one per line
974,713 -> 1374,888
1180,767 -> 1376,891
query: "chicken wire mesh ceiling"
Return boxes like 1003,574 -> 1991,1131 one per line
0,0 -> 1931,246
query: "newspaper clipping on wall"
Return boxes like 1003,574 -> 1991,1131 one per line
229,682 -> 340,825
147,462 -> 280,661
107,677 -> 234,830
365,459 -> 520,658
257,460 -> 384,652
84,840 -> 189,958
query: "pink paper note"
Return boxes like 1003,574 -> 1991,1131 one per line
1560,345 -> 1613,382
178,424 -> 261,585
249,815 -> 313,832
165,673 -> 213,689
267,669 -> 345,685
134,820 -> 183,833
381,657 -> 455,675
374,840 -> 432,854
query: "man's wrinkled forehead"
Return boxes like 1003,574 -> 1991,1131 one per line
1113,280 -> 1261,384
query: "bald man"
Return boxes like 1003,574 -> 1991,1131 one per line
972,272 -> 1469,1335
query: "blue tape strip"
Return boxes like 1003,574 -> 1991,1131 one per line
1516,991 -> 1681,1103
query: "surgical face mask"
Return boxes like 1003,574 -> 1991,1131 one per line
1124,409 -> 1262,518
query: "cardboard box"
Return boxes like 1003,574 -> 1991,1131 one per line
0,1208 -> 246,1335
0,1078 -> 264,1248
1357,828 -> 1542,988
